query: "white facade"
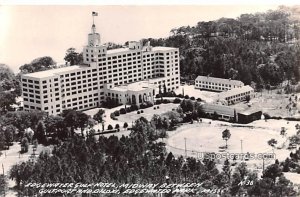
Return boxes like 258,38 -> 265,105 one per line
195,76 -> 244,92
104,81 -> 157,106
218,85 -> 254,105
21,21 -> 180,115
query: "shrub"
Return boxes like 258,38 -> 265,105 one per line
156,100 -> 162,105
123,122 -> 128,128
130,104 -> 139,111
153,107 -> 156,110
137,111 -> 140,114
178,94 -> 184,98
114,110 -> 120,116
157,106 -> 160,109
107,125 -> 113,130
196,98 -> 202,102
120,108 -> 126,114
115,124 -> 120,129
263,113 -> 271,120
173,98 -> 181,104
184,95 -> 190,99
126,107 -> 132,113
140,103 -> 148,109
145,101 -> 154,107
156,94 -> 161,98
190,96 -> 195,100
140,110 -> 144,113
163,99 -> 171,104
110,113 -> 116,120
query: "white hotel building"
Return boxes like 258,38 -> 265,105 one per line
21,20 -> 180,115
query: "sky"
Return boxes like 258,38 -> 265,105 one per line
0,5 -> 281,73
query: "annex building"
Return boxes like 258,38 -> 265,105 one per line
21,15 -> 180,115
195,76 -> 244,92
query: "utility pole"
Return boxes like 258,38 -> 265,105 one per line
241,139 -> 243,161
184,138 -> 187,158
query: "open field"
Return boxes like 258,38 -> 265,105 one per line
233,91 -> 300,118
166,119 -> 299,168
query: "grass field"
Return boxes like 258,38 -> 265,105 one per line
117,103 -> 179,123
166,119 -> 298,168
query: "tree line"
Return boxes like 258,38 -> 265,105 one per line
8,115 -> 297,196
142,8 -> 300,89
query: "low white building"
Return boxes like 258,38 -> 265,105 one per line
103,81 -> 157,106
218,85 -> 254,105
195,76 -> 244,92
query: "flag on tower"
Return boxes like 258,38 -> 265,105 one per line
92,12 -> 98,16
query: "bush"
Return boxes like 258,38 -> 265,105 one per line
178,94 -> 184,98
173,98 -> 181,104
114,110 -> 120,116
137,111 -> 140,114
108,125 -> 113,130
130,104 -> 139,111
184,95 -> 190,99
123,122 -> 128,128
120,108 -> 126,114
115,124 -> 120,129
157,106 -> 160,109
156,94 -> 161,98
140,103 -> 148,109
196,98 -> 202,102
163,99 -> 171,104
156,100 -> 162,105
190,96 -> 195,101
263,113 -> 271,120
153,107 -> 156,110
140,110 -> 144,113
110,113 -> 116,120
126,107 -> 132,113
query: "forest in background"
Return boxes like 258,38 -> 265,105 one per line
140,6 -> 300,89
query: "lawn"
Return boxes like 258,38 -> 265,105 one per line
166,119 -> 299,168
117,103 -> 180,123
233,91 -> 300,118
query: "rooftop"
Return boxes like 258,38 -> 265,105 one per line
196,76 -> 244,86
106,47 -> 130,54
202,103 -> 242,116
152,46 -> 177,51
109,81 -> 156,92
219,85 -> 254,98
22,65 -> 87,79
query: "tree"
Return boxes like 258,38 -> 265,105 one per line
4,125 -> 16,148
93,109 -> 105,123
34,121 -> 46,144
123,122 -> 128,129
280,127 -> 286,137
19,56 -> 56,73
268,138 -> 277,151
20,137 -> 29,153
0,175 -> 7,196
222,129 -> 231,149
262,163 -> 283,183
108,125 -> 113,130
64,48 -> 83,66
245,95 -> 251,103
0,91 -> 16,112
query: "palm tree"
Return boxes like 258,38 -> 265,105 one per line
222,129 -> 231,149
